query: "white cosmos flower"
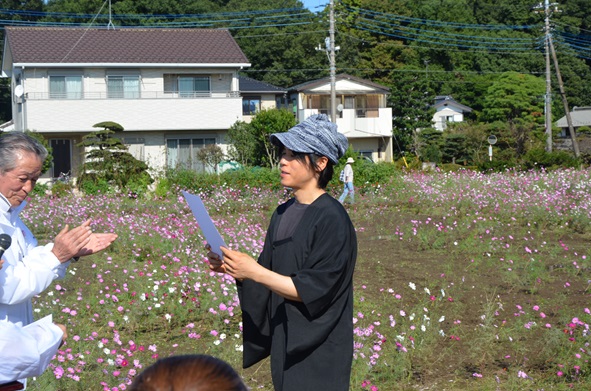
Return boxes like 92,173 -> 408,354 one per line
409,282 -> 416,290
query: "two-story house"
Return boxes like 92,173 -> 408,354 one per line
288,74 -> 393,162
1,26 -> 250,178
431,95 -> 472,131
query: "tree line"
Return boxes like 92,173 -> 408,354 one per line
0,0 -> 590,166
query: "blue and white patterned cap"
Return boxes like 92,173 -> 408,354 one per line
270,114 -> 348,164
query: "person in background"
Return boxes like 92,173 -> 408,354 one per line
128,354 -> 247,391
338,157 -> 355,204
0,132 -> 117,387
207,114 -> 357,391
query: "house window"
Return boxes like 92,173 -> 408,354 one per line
243,96 -> 261,115
49,76 -> 82,99
166,137 -> 216,172
107,75 -> 140,99
179,76 -> 210,97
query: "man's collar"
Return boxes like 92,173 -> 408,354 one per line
0,194 -> 11,214
0,194 -> 27,215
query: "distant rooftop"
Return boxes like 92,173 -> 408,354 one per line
433,95 -> 472,113
556,107 -> 591,128
239,76 -> 286,94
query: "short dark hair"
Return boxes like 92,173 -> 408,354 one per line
0,132 -> 48,174
128,354 -> 247,391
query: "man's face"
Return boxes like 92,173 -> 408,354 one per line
0,151 -> 43,207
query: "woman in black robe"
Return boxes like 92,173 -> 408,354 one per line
207,114 -> 357,391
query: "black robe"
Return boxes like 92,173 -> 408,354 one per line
238,193 -> 357,391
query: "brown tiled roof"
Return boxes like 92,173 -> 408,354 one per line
5,26 -> 249,64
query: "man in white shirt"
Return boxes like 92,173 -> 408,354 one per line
0,258 -> 66,388
0,132 -> 117,386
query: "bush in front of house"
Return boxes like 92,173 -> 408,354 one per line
77,122 -> 153,196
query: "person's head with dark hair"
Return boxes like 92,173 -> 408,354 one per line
270,114 -> 348,190
128,355 -> 248,391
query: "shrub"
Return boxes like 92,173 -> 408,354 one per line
521,148 -> 580,170
77,122 -> 153,196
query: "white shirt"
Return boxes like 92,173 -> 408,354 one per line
343,163 -> 354,183
0,195 -> 68,326
0,316 -> 63,383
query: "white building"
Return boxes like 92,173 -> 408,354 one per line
288,74 -> 393,162
431,95 -> 472,131
1,26 -> 250,178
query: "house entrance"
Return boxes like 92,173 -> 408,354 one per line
50,139 -> 72,178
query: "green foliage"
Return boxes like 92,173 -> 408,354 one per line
158,158 -> 400,198
156,166 -> 283,196
49,180 -> 75,197
226,121 -> 257,166
227,109 -> 296,169
76,122 -> 153,196
441,133 -> 470,164
480,72 -> 545,123
522,148 -> 580,170
196,144 -> 224,173
416,128 -> 443,162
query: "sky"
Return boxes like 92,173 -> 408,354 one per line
301,0 -> 328,12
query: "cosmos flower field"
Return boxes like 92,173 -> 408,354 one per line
23,168 -> 591,390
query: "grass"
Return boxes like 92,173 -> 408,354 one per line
19,167 -> 591,390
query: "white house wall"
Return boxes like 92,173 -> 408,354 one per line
25,98 -> 242,132
19,67 -> 242,132
432,107 -> 464,131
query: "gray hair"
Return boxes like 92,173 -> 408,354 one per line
0,132 -> 48,174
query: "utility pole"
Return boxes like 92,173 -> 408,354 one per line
534,1 -> 579,157
543,0 -> 552,152
549,34 -> 580,157
329,0 -> 337,123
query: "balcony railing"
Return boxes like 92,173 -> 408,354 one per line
316,107 -> 381,118
26,91 -> 241,100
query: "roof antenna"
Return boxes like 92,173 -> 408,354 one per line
107,0 -> 115,29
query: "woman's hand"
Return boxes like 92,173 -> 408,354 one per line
205,244 -> 227,274
220,246 -> 259,281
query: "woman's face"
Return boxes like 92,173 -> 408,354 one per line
278,148 -> 319,191
0,151 -> 43,207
